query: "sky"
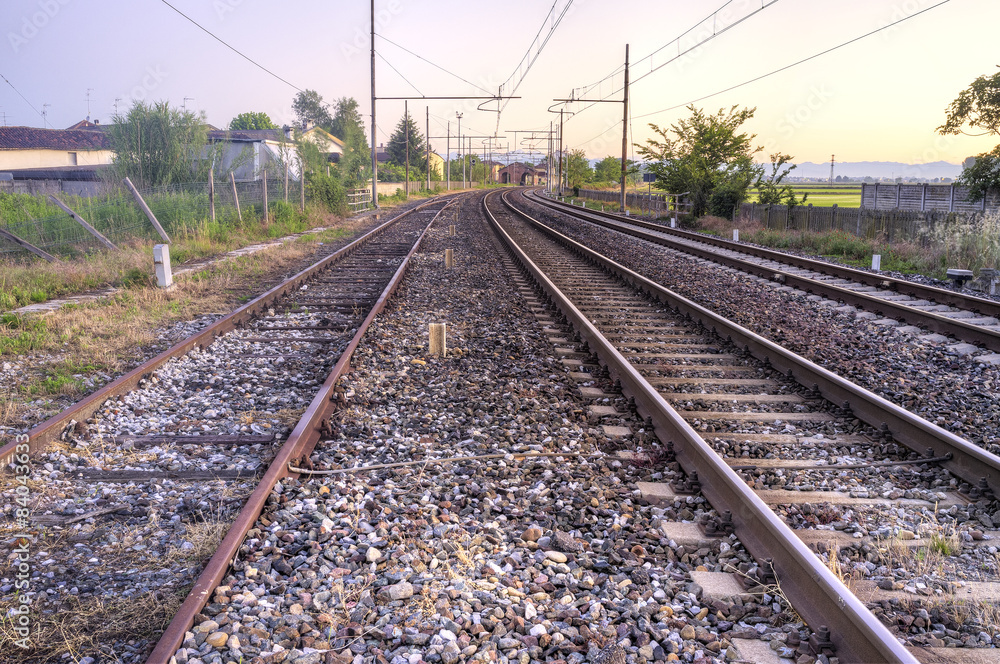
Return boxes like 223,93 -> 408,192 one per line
2,0 -> 998,175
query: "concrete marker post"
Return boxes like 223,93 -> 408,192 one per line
445,249 -> 454,268
733,229 -> 739,242
872,254 -> 881,270
154,244 -> 173,288
449,225 -> 456,237
429,323 -> 447,357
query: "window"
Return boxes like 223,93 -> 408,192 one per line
68,152 -> 77,165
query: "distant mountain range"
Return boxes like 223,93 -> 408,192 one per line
792,160 -> 962,180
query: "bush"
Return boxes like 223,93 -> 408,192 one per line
307,173 -> 347,215
708,184 -> 743,219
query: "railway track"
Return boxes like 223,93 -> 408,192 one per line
0,196 -> 457,662
5,189 -> 998,663
525,190 -> 1000,355
485,190 -> 1000,663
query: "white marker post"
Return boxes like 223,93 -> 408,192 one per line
871,254 -> 881,271
733,229 -> 739,241
154,244 -> 173,288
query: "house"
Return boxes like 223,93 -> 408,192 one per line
0,124 -> 114,170
205,126 -> 345,181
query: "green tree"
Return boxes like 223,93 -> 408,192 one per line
330,97 -> 364,140
386,113 -> 426,171
335,121 -> 371,187
755,153 -> 807,207
593,155 -> 639,185
938,68 -> 1000,202
292,89 -> 332,130
566,149 -> 593,188
636,104 -> 762,217
228,111 -> 277,131
107,100 -> 209,189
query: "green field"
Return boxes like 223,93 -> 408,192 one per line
747,184 -> 861,207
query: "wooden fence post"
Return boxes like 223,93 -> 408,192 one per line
0,227 -> 57,262
300,168 -> 306,211
284,164 -> 289,203
209,169 -> 216,223
262,170 -> 268,221
230,172 -> 242,222
47,194 -> 117,250
123,177 -> 171,243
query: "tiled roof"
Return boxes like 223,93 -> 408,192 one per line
0,126 -> 111,150
207,129 -> 288,142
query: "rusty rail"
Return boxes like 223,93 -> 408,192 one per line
529,190 -> 1000,352
145,196 -> 460,663
487,189 -> 979,663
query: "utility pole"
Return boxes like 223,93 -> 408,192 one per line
370,0 -> 378,209
426,106 -> 430,191
456,112 -> 464,188
446,122 -> 450,191
620,44 -> 630,212
558,109 -> 564,195
549,121 -> 553,192
404,100 -> 409,196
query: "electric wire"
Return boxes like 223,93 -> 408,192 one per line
375,52 -> 425,97
564,1 -> 780,121
159,0 -> 303,92
376,34 -> 494,96
633,0 -> 951,120
0,73 -> 43,121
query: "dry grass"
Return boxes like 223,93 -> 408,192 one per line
0,214 -> 357,412
0,590 -> 184,663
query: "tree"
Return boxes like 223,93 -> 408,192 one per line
107,100 -> 210,189
386,112 -> 426,171
335,120 -> 371,187
593,155 -> 639,185
566,149 -> 593,188
292,89 -> 332,130
755,153 -> 807,207
938,68 -> 1000,202
229,112 -> 277,131
636,104 -> 762,217
330,97 -> 364,140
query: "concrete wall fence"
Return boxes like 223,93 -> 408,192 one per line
861,183 -> 1000,213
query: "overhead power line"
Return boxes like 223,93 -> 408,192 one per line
376,34 -> 494,96
0,72 -> 43,121
576,0 -> 951,149
634,0 -> 951,120
159,0 -> 303,92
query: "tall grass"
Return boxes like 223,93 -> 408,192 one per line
698,211 -> 1000,279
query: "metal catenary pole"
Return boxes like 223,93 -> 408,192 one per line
370,0 -> 378,209
446,121 -> 450,191
426,106 -> 430,191
404,100 -> 409,197
620,43 -> 629,212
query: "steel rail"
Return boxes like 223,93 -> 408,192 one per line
0,198 -> 452,468
526,190 -> 1000,352
506,192 -> 1000,498
146,196 -> 460,664
490,187 -> 989,663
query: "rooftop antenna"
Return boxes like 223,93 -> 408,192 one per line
114,97 -> 122,116
183,97 -> 194,111
42,103 -> 50,128
829,154 -> 835,184
86,88 -> 93,120
0,108 -> 5,127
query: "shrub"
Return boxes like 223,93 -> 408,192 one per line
307,173 -> 347,215
708,184 -> 744,219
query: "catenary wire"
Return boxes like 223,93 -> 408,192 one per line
159,0 -> 304,92
376,34 -> 494,96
